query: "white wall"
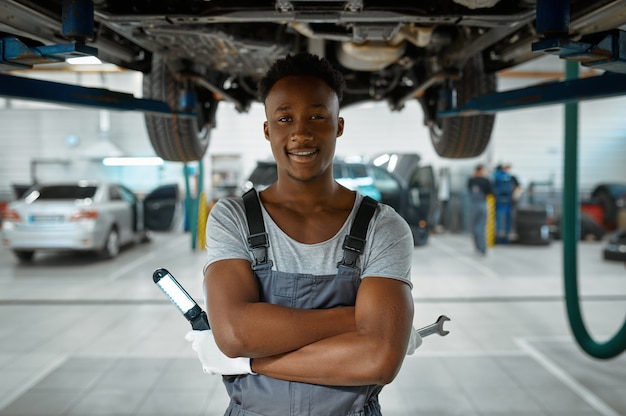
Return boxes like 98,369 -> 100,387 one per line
1,66 -> 625,203
209,82 -> 626,198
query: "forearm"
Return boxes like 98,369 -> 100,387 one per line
251,278 -> 414,386
251,329 -> 406,386
211,302 -> 356,358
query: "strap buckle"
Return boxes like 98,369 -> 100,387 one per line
247,232 -> 268,248
248,232 -> 269,265
337,235 -> 366,267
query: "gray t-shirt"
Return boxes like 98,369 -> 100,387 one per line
204,192 -> 413,288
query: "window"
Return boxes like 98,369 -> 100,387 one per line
109,186 -> 122,201
35,185 -> 97,200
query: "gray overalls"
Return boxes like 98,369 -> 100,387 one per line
223,189 -> 382,416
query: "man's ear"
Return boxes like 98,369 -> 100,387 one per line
337,117 -> 344,137
263,121 -> 270,141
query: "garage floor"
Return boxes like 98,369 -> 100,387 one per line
0,230 -> 625,416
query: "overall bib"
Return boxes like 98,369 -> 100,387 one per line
223,190 -> 382,416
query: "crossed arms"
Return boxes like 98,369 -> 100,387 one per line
204,258 -> 414,386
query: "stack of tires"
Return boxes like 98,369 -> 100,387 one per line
515,205 -> 551,245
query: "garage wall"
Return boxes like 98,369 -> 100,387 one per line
207,85 -> 626,199
1,66 -> 625,204
0,70 -> 187,200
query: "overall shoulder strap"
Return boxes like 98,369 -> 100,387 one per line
338,196 -> 378,268
242,188 -> 269,265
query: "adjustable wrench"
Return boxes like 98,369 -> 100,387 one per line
416,315 -> 450,338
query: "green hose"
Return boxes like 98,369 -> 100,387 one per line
563,60 -> 626,359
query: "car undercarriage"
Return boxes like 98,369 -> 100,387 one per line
1,0 -> 626,160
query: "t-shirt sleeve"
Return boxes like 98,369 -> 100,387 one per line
203,197 -> 252,274
361,204 -> 414,289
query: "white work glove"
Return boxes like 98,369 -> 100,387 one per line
406,327 -> 423,355
185,330 -> 255,376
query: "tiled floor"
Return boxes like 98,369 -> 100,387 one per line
0,230 -> 624,415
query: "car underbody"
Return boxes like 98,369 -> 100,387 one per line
1,0 -> 626,160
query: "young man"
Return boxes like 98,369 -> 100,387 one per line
468,164 -> 494,255
186,53 -> 416,415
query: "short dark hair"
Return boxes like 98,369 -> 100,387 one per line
257,53 -> 345,103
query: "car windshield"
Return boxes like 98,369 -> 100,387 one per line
29,185 -> 97,200
344,164 -> 368,179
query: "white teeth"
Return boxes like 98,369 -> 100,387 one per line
291,150 -> 315,156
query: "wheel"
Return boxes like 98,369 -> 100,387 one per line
101,228 -> 120,259
142,55 -> 216,161
139,231 -> 151,244
580,213 -> 606,241
603,247 -> 626,262
590,184 -> 626,229
427,54 -> 496,158
13,250 -> 34,262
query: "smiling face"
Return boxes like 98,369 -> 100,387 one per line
263,75 -> 344,185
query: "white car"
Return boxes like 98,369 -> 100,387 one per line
1,181 -> 179,262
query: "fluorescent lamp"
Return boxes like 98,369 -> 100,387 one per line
67,56 -> 103,65
153,268 -> 210,331
102,157 -> 164,166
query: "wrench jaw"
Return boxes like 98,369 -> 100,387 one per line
436,315 -> 451,336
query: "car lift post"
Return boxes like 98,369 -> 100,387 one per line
183,161 -> 204,251
539,0 -> 626,360
438,0 -> 626,359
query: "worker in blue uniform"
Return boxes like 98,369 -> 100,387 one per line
493,163 -> 520,243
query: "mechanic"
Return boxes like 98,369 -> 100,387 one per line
493,163 -> 520,243
468,163 -> 494,255
186,53 -> 419,416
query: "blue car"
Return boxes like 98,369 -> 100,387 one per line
242,158 -> 434,246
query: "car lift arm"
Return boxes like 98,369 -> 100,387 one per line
0,71 -> 195,118
437,70 -> 626,117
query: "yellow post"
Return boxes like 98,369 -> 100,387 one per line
486,194 -> 495,247
196,191 -> 208,250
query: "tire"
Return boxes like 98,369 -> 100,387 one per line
142,55 -> 214,162
603,247 -> 626,262
13,250 -> 34,262
580,213 -> 606,241
101,228 -> 120,259
516,206 -> 551,245
139,231 -> 151,244
428,54 -> 496,159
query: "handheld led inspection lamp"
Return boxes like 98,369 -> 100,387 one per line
153,268 -> 210,331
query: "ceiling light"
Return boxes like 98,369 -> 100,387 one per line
102,157 -> 164,166
66,56 -> 103,65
